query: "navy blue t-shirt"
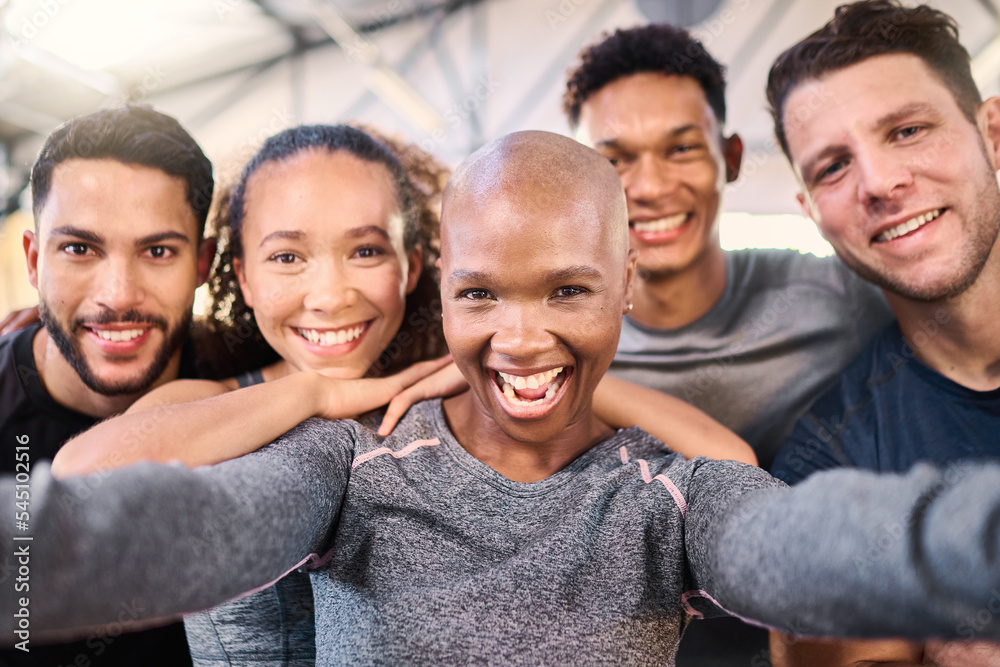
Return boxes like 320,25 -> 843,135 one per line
771,322 -> 1000,484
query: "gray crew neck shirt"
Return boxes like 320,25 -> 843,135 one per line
611,249 -> 893,467
12,400 -> 1000,663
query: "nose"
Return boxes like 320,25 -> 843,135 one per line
302,260 -> 360,313
490,302 -> 555,360
94,258 -> 145,313
856,145 -> 914,205
622,155 -> 679,207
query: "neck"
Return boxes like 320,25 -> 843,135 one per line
887,254 -> 1000,391
442,391 -> 613,483
32,328 -> 180,419
629,244 -> 728,330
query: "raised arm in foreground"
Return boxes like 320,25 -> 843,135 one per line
52,357 -> 448,477
2,418 -> 353,644
698,462 -> 1000,641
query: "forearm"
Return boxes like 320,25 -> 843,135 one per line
52,373 -> 324,476
2,433 -> 344,641
706,463 -> 1000,640
593,375 -> 757,465
769,633 -> 924,667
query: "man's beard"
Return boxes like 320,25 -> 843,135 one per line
847,195 -> 1000,303
38,302 -> 191,396
842,137 -> 1000,303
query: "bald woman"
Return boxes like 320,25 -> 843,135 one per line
5,132 -> 1000,665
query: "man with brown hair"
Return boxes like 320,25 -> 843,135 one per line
0,105 -> 214,666
767,1 -> 1000,664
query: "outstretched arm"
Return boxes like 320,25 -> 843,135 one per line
52,356 -> 451,477
771,634 -> 1000,667
769,634 -> 924,667
592,375 -> 758,465
692,462 -> 1000,641
2,418 -> 354,643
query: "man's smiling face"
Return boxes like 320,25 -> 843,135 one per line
26,159 -> 210,395
576,72 -> 741,280
439,131 -> 635,445
786,53 -> 1000,302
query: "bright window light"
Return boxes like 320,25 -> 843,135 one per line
4,0 -> 167,70
719,212 -> 834,257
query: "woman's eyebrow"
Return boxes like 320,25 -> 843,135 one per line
258,230 -> 305,247
344,225 -> 391,241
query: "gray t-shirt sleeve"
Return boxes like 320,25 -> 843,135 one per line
1,417 -> 356,641
681,457 -> 785,619
701,461 -> 1000,639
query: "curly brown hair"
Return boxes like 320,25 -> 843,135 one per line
191,124 -> 449,380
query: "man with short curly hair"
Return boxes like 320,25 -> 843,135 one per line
564,24 -> 893,666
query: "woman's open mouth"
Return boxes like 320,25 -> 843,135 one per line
491,366 -> 571,407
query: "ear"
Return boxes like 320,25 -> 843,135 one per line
405,246 -> 423,295
796,191 -> 820,224
196,237 -> 217,287
977,96 -> 1000,171
233,256 -> 253,309
623,248 -> 638,314
23,230 -> 39,289
723,133 -> 744,183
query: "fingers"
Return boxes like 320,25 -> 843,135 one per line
378,390 -> 418,436
390,354 -> 453,388
377,363 -> 468,436
0,307 -> 40,337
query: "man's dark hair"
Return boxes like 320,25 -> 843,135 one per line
30,105 -> 214,237
767,0 -> 980,158
563,24 -> 727,128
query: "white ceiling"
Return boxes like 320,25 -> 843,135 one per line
1,0 -> 998,215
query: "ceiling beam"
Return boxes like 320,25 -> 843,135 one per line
974,0 -> 999,20
308,0 -> 444,134
496,0 -> 619,136
725,0 -> 797,84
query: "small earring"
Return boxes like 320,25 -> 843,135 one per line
627,303 -> 633,312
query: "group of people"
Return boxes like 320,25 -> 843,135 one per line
1,1 -> 999,666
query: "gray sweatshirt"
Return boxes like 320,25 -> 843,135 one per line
3,400 -> 999,665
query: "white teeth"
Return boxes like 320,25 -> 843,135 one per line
496,367 -> 566,405
500,377 -> 562,406
298,325 -> 365,347
497,367 -> 564,389
632,213 -> 688,233
95,328 -> 144,342
877,209 -> 942,242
